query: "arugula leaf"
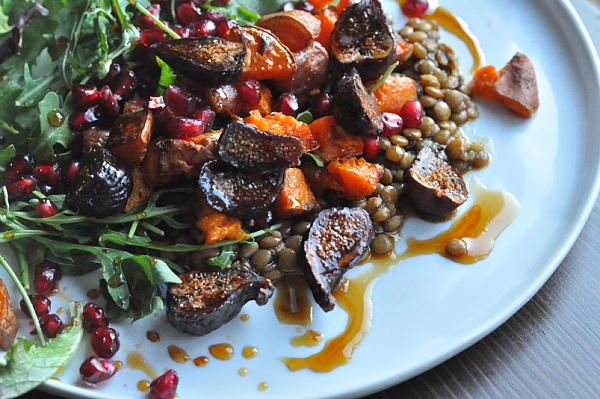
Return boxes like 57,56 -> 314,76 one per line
156,56 -> 177,93
0,302 -> 84,399
297,110 -> 313,124
203,0 -> 287,22
28,91 -> 76,160
0,8 -> 13,34
303,152 -> 325,167
208,244 -> 238,268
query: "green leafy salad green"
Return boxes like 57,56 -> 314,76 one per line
0,0 -> 288,396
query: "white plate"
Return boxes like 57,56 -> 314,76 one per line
2,0 -> 600,398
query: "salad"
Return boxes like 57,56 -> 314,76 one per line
0,0 -> 537,397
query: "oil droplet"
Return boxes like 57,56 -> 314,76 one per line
127,351 -> 158,380
296,327 -> 303,333
47,110 -> 65,127
193,356 -> 209,366
150,259 -> 157,265
114,257 -> 122,263
3,232 -> 15,240
51,377 -> 60,381
147,331 -> 160,342
258,382 -> 268,391
86,289 -> 101,299
273,274 -> 312,326
56,307 -> 64,315
242,346 -> 258,359
168,345 -> 190,363
136,343 -> 142,349
137,380 -> 151,392
56,366 -> 63,373
238,367 -> 248,376
209,343 -> 234,360
108,272 -> 126,288
115,360 -> 123,369
290,330 -> 324,347
240,314 -> 250,321
137,212 -> 146,219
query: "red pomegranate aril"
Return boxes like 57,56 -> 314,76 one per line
71,86 -> 100,111
311,92 -> 334,118
239,79 -> 261,107
399,99 -> 423,129
275,93 -> 299,117
166,85 -> 196,116
39,313 -> 64,338
382,112 -> 404,136
205,9 -> 226,23
136,4 -> 161,30
69,106 -> 102,130
20,294 -> 51,318
192,107 -> 216,132
5,175 -> 37,199
149,369 -> 179,399
80,356 -> 118,388
5,154 -> 34,180
82,302 -> 110,333
91,327 -> 120,358
173,27 -> 191,38
36,198 -> 60,218
33,162 -> 62,187
402,0 -> 429,18
34,261 -> 62,295
363,137 -> 381,161
99,85 -> 120,118
295,1 -> 315,13
177,3 -> 202,25
111,69 -> 137,100
140,29 -> 170,46
168,117 -> 205,138
191,19 -> 217,37
64,161 -> 80,186
217,19 -> 238,39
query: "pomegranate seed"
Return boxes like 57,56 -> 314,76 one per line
239,79 -> 261,107
5,154 -> 34,180
173,27 -> 191,38
20,294 -> 51,318
311,92 -> 334,119
275,93 -> 299,117
69,105 -> 102,130
36,198 -> 59,218
279,2 -> 295,11
34,261 -> 62,295
399,99 -> 423,128
205,9 -> 226,23
91,327 -> 120,358
140,29 -> 169,46
136,4 -> 161,30
111,69 -> 137,100
192,107 -> 216,132
363,137 -> 381,161
39,313 -> 64,338
168,117 -> 205,138
382,112 -> 404,136
295,1 -> 315,13
5,175 -> 37,199
79,356 -> 118,388
82,302 -> 109,333
190,19 -> 217,37
177,3 -> 202,25
64,161 -> 80,186
216,19 -> 238,39
401,0 -> 429,18
71,86 -> 100,111
33,162 -> 62,187
149,369 -> 179,399
166,85 -> 196,116
99,85 -> 120,118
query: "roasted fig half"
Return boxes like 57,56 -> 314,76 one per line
333,68 -> 383,137
330,0 -> 397,81
404,145 -> 468,219
218,120 -> 303,171
66,148 -> 132,218
199,160 -> 285,219
301,207 -> 373,312
151,37 -> 246,87
166,267 -> 275,336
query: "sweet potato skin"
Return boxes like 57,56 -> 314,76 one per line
274,168 -> 318,218
0,279 -> 17,351
272,41 -> 329,95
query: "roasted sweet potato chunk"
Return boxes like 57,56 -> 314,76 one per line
0,279 -> 17,351
274,168 -> 318,218
272,40 -> 329,95
106,109 -> 153,169
256,10 -> 321,52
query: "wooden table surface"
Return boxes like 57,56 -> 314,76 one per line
17,0 -> 600,398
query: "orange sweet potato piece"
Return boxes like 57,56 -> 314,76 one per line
336,0 -> 360,13
326,157 -> 383,199
396,39 -> 414,64
275,168 -> 318,218
0,278 -> 17,351
244,110 -> 319,152
316,6 -> 338,51
308,116 -> 364,162
256,10 -> 321,52
309,0 -> 334,12
367,74 -> 417,115
196,195 -> 249,245
124,166 -> 153,213
228,25 -> 297,81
